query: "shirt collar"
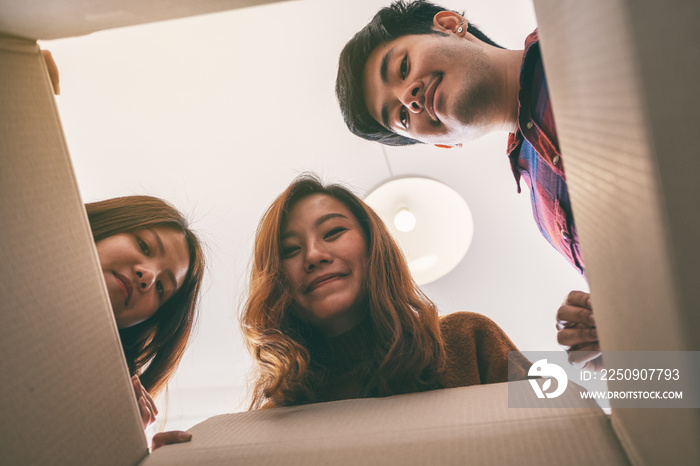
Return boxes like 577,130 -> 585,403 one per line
506,29 -> 540,192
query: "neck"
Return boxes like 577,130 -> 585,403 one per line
494,48 -> 524,133
314,306 -> 369,338
310,315 -> 372,369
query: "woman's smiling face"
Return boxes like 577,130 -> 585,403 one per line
96,226 -> 190,328
281,194 -> 369,336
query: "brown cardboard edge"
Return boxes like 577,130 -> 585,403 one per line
0,34 -> 148,465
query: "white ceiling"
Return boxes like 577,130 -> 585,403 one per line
42,0 -> 587,431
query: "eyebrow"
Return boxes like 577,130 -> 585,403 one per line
150,228 -> 165,255
281,213 -> 349,240
379,48 -> 395,129
379,47 -> 394,84
149,229 -> 178,292
381,104 -> 390,129
316,213 -> 348,226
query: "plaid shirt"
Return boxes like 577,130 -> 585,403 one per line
507,30 -> 585,276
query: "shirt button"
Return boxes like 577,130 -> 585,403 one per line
561,229 -> 571,241
553,155 -> 560,165
526,121 -> 533,129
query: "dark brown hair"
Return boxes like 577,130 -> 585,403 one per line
335,0 -> 502,146
86,195 -> 205,397
242,174 -> 445,408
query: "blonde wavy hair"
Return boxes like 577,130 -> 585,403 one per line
241,174 -> 445,408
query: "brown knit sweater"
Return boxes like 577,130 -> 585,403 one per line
262,312 -> 530,408
439,311 -> 530,388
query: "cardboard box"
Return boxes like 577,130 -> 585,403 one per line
142,383 -> 628,466
1,1 -> 697,465
533,1 -> 700,464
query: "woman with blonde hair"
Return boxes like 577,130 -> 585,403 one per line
242,175 -> 529,409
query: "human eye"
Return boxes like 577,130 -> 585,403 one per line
324,227 -> 347,239
156,280 -> 164,297
399,107 -> 408,129
282,244 -> 300,259
400,54 -> 408,80
136,236 -> 150,256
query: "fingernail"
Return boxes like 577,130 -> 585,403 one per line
589,313 -> 595,325
179,432 -> 192,441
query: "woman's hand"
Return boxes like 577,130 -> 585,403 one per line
40,50 -> 60,95
132,375 -> 158,430
130,376 -> 193,451
151,431 -> 192,452
556,290 -> 604,371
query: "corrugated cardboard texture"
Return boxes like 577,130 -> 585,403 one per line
533,0 -> 700,464
143,382 -> 628,466
0,0 -> 291,40
0,36 -> 147,465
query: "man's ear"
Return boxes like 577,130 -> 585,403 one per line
433,11 -> 467,36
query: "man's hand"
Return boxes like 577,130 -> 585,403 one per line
132,375 -> 158,430
556,290 -> 604,371
151,431 -> 192,452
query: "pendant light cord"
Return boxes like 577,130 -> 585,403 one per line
381,145 -> 394,178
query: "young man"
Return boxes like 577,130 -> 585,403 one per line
336,0 -> 599,367
336,0 -> 582,274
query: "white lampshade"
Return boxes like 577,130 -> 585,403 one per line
364,177 -> 474,285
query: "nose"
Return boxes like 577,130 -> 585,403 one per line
135,268 -> 155,291
304,241 -> 332,272
399,81 -> 423,114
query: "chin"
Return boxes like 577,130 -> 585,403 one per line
107,292 -> 122,314
309,306 -> 351,323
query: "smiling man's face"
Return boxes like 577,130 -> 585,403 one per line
362,31 -> 500,145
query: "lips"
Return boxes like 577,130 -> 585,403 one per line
306,273 -> 347,293
113,271 -> 133,305
424,73 -> 442,122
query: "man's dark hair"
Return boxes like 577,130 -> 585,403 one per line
335,0 -> 501,146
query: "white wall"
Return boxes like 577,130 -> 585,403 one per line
42,0 -> 588,432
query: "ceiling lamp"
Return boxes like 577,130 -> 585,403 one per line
364,177 -> 474,285
393,208 -> 416,232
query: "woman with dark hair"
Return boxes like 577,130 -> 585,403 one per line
86,195 -> 205,435
242,175 -> 530,409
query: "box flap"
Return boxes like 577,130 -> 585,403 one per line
0,35 -> 147,465
533,0 -> 700,464
144,382 -> 628,466
0,0 -> 290,40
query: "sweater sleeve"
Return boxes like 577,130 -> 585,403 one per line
440,312 -> 531,388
